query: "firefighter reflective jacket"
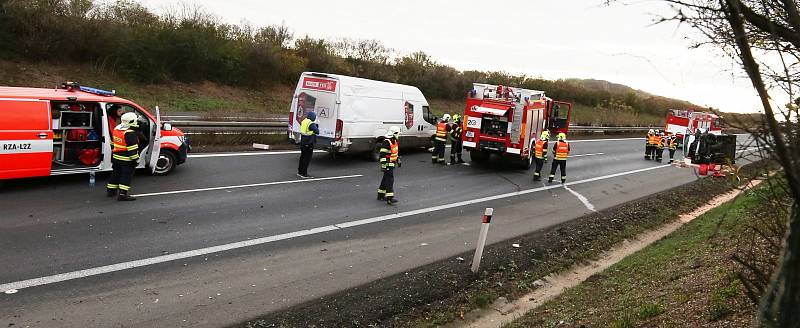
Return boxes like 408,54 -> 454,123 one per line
435,122 -> 448,141
669,137 -> 678,150
534,139 -> 548,159
449,123 -> 462,142
647,133 -> 658,145
656,136 -> 665,149
112,128 -> 140,162
553,140 -> 570,160
379,138 -> 399,169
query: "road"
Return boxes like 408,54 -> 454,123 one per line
0,136 -> 760,327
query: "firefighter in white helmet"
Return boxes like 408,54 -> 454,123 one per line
645,128 -> 656,160
107,112 -> 141,201
548,132 -> 570,184
432,114 -> 450,165
378,126 -> 402,205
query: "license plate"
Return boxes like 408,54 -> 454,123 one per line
465,131 -> 474,138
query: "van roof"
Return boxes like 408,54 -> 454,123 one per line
302,72 -> 425,95
0,86 -> 131,103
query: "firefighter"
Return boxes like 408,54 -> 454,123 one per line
548,132 -> 570,184
297,111 -> 319,178
378,126 -> 401,205
655,131 -> 666,162
449,114 -> 465,165
668,134 -> 679,162
432,114 -> 449,165
107,112 -> 141,201
532,130 -> 550,181
645,129 -> 656,160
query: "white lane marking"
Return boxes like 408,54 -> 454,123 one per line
571,152 -> 604,158
188,150 -> 325,158
132,175 -> 363,197
0,164 -> 674,292
570,137 -> 643,143
563,185 -> 597,212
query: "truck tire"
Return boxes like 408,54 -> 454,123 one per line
151,150 -> 177,176
470,150 -> 490,163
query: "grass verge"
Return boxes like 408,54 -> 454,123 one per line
505,178 -> 784,328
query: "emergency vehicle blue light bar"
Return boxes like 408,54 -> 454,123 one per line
79,86 -> 116,97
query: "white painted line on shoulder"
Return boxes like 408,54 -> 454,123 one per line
571,152 -> 604,158
563,185 -> 597,212
132,174 -> 363,197
570,137 -> 643,143
0,164 -> 673,292
188,150 -> 325,158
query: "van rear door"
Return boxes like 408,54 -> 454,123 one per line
0,99 -> 53,179
292,74 -> 339,139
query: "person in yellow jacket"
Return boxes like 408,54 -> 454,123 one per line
107,112 -> 141,201
548,132 -> 570,184
532,130 -> 550,181
432,114 -> 450,165
378,126 -> 402,205
667,134 -> 679,163
645,129 -> 656,160
654,131 -> 666,163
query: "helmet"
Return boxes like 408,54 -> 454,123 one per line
442,114 -> 451,122
452,114 -> 461,122
648,129 -> 654,134
540,130 -> 550,140
121,112 -> 139,128
385,126 -> 401,138
557,132 -> 567,141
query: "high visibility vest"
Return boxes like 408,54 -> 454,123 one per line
669,137 -> 678,150
647,134 -> 658,145
555,141 -> 569,160
534,139 -> 546,159
435,122 -> 447,141
112,129 -> 139,162
388,139 -> 399,162
656,136 -> 665,149
300,118 -> 314,136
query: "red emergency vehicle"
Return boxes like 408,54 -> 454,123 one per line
0,82 -> 189,181
461,83 -> 572,168
664,109 -> 722,147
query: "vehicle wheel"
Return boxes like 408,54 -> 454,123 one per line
470,150 -> 489,163
152,150 -> 177,176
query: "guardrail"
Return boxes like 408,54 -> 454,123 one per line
167,120 -> 656,133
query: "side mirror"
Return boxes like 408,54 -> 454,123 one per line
162,122 -> 173,131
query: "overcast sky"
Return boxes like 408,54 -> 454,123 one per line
140,0 -> 762,113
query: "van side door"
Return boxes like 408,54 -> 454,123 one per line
0,99 -> 53,179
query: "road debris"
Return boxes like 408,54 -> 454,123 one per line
4,289 -> 18,294
512,243 -> 520,248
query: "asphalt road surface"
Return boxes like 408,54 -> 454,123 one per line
0,136 -> 761,327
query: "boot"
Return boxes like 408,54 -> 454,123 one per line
117,190 -> 137,201
457,155 -> 465,164
377,194 -> 385,201
386,197 -> 398,205
106,188 -> 117,197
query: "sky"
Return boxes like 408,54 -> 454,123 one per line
138,0 -> 763,113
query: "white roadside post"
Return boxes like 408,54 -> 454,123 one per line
471,208 -> 494,273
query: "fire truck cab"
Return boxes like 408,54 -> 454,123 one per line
462,83 -> 572,168
664,109 -> 722,148
0,83 -> 189,181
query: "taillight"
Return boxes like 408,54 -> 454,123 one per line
335,119 -> 343,140
288,111 -> 294,130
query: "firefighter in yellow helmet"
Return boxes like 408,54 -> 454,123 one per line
378,126 -> 402,205
548,132 -> 570,184
654,131 -> 666,162
532,130 -> 550,181
448,114 -> 465,165
107,112 -> 141,201
668,133 -> 679,162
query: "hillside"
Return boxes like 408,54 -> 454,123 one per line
0,0 -> 706,126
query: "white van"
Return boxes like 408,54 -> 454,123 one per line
288,72 -> 437,158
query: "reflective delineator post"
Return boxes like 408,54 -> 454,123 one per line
471,208 -> 494,273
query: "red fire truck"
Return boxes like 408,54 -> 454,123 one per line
664,109 -> 722,148
461,83 -> 572,168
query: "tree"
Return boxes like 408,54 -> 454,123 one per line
607,0 -> 799,326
